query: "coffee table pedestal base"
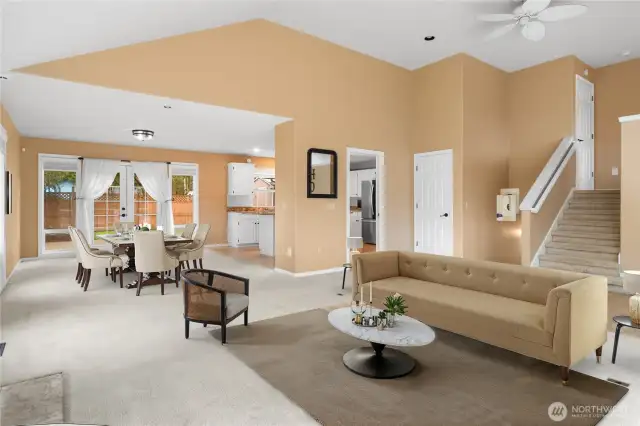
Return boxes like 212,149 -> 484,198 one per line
342,342 -> 415,379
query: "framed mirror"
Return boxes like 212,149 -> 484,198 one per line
307,148 -> 338,198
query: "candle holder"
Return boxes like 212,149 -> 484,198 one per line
351,301 -> 378,328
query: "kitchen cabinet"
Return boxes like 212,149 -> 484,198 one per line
258,215 -> 275,256
228,163 -> 255,196
350,211 -> 362,238
228,213 -> 259,247
349,169 -> 376,197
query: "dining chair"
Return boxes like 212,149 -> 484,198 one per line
181,269 -> 249,344
168,224 -> 211,270
68,226 -> 115,285
71,228 -> 128,291
133,231 -> 180,296
180,223 -> 197,239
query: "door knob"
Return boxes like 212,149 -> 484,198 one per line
440,213 -> 449,218
121,214 -> 126,218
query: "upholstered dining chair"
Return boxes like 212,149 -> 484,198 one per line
133,231 -> 180,296
71,227 -> 128,291
180,223 -> 197,239
168,224 -> 211,270
181,269 -> 249,344
68,226 -> 112,285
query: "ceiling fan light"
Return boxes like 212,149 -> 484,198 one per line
132,129 -> 154,141
521,21 -> 546,41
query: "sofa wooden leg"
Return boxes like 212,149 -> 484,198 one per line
221,322 -> 227,344
244,310 -> 249,326
185,320 -> 190,339
561,367 -> 569,385
596,346 -> 602,363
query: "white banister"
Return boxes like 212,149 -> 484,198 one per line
520,136 -> 576,214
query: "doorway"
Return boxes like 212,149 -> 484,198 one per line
346,148 -> 386,261
575,75 -> 595,190
414,150 -> 453,256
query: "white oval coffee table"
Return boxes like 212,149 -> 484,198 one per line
328,307 -> 436,379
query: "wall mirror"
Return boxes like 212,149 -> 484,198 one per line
307,148 -> 338,198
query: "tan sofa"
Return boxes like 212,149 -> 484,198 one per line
352,251 -> 608,383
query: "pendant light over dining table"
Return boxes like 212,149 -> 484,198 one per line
132,129 -> 154,142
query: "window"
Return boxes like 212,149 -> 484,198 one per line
93,173 -> 121,242
41,156 -> 79,253
171,163 -> 198,232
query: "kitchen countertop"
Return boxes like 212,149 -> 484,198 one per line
227,207 -> 275,215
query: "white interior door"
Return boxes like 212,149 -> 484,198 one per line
575,75 -> 595,190
414,150 -> 453,256
376,153 -> 386,251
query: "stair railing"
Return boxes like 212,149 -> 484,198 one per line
520,136 -> 577,214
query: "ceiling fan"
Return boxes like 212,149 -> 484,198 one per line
478,0 -> 588,42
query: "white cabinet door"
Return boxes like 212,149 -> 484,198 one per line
238,215 -> 258,244
350,171 -> 360,197
228,163 -> 255,196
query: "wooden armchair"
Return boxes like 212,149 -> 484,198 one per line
181,269 -> 249,344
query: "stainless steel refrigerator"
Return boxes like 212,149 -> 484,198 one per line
361,180 -> 376,244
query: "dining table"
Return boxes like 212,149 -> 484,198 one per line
97,233 -> 193,289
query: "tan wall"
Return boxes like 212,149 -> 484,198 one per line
620,119 -> 640,270
21,19 -> 414,272
274,121 -> 295,271
521,155 -> 576,265
461,56 -> 518,264
19,137 -> 274,258
595,59 -> 640,190
0,106 -> 22,278
411,55 -> 464,256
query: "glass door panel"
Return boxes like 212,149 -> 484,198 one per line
43,170 -> 77,251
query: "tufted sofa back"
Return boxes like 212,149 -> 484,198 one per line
355,251 -> 589,305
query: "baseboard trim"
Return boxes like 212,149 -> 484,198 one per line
274,266 -> 344,278
205,244 -> 228,248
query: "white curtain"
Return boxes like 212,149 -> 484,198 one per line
132,162 -> 174,234
76,159 -> 121,242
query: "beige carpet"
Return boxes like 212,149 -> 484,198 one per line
1,373 -> 64,426
226,309 -> 628,426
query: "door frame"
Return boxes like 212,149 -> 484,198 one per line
413,149 -> 454,255
575,74 -> 595,190
0,125 -> 6,291
345,147 -> 385,262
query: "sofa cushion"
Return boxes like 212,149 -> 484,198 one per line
373,277 -> 552,347
355,251 -> 399,284
397,252 -> 588,305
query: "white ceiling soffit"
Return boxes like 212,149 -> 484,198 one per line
2,73 -> 290,157
350,153 -> 376,165
3,1 -> 640,73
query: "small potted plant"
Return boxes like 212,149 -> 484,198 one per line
377,310 -> 387,330
383,293 -> 407,327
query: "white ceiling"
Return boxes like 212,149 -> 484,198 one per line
3,0 -> 640,72
2,73 -> 290,156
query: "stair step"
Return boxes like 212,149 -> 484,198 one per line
551,236 -> 620,247
574,190 -> 620,195
565,208 -> 620,215
562,213 -> 620,222
558,219 -> 620,228
556,224 -> 620,234
552,230 -> 620,241
539,260 -> 620,277
546,247 -> 619,261
546,241 -> 619,254
568,203 -> 620,211
539,254 -> 619,268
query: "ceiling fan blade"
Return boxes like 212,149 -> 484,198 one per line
485,23 -> 517,41
477,14 -> 516,22
521,0 -> 551,14
537,5 -> 588,22
521,21 -> 546,41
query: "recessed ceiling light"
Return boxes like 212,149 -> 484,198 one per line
622,51 -> 631,57
132,129 -> 154,141
424,36 -> 436,41
253,148 -> 261,153
163,104 -> 172,109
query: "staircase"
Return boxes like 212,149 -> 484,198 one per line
538,190 -> 621,286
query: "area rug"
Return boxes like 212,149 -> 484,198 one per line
226,309 -> 627,426
1,373 -> 64,426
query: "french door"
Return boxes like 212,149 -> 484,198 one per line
414,150 -> 454,256
93,165 -> 158,243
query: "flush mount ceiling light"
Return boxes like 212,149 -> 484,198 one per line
132,129 -> 154,141
253,148 -> 261,153
163,104 -> 172,109
424,36 -> 436,41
